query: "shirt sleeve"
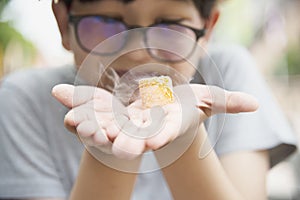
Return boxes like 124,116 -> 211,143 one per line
198,44 -> 297,167
0,79 -> 66,199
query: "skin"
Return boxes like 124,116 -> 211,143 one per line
25,0 -> 269,199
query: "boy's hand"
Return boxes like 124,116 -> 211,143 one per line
52,84 -> 258,160
52,84 -> 146,159
127,84 -> 259,151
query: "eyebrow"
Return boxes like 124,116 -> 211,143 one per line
77,0 -> 188,3
78,0 -> 134,3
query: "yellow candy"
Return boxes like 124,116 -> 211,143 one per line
139,76 -> 174,108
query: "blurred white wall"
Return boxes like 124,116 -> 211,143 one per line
2,0 -> 73,67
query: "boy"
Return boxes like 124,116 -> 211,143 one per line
0,0 -> 296,199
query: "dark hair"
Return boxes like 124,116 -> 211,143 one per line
61,0 -> 217,19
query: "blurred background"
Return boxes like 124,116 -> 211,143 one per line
0,0 -> 299,199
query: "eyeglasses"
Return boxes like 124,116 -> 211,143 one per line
69,15 -> 206,62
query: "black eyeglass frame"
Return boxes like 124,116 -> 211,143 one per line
69,14 -> 207,63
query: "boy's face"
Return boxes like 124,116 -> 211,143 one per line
53,0 -> 218,83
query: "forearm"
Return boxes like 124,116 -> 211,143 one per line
156,124 -> 245,200
69,150 -> 140,200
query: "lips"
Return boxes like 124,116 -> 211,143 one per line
115,70 -> 128,77
113,66 -> 172,80
114,69 -> 147,79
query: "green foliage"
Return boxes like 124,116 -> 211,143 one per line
0,0 -> 10,15
274,45 -> 300,76
286,46 -> 300,75
0,0 -> 32,52
0,0 -> 36,75
0,22 -> 36,55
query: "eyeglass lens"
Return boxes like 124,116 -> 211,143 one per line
76,16 -> 198,61
77,16 -> 127,54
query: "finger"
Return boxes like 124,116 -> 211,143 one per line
105,114 -> 129,141
162,102 -> 181,114
76,120 -> 98,138
76,120 -> 112,150
112,131 -> 145,160
138,106 -> 167,138
128,106 -> 154,127
226,91 -> 259,113
64,120 -> 77,134
127,100 -> 146,127
76,120 -> 99,146
51,84 -> 75,108
52,84 -> 113,108
66,102 -> 115,126
64,110 -> 79,134
65,106 -> 116,139
64,107 -> 96,127
88,98 -> 113,112
92,129 -> 111,146
146,121 -> 181,150
127,99 -> 144,110
190,84 -> 259,117
127,101 -> 144,119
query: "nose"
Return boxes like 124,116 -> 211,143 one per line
122,29 -> 153,62
125,49 -> 152,63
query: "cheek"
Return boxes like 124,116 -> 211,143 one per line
174,49 -> 202,81
69,28 -> 107,86
172,62 -> 196,82
195,39 -> 208,58
176,40 -> 207,80
69,28 -> 89,68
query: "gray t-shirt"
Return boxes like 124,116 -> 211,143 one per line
0,45 -> 296,199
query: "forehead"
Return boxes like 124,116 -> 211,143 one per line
70,0 -> 190,5
71,0 -> 196,14
74,0 -> 189,2
70,0 -> 202,23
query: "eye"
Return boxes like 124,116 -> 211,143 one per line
155,18 -> 184,25
100,15 -> 123,23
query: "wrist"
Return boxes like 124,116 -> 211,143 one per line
153,122 -> 206,169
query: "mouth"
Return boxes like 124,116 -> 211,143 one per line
114,69 -> 148,79
114,70 -> 128,77
112,65 -> 172,80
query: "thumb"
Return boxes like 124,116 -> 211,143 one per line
52,84 -> 75,108
52,84 -> 114,108
191,84 -> 259,117
225,91 -> 259,113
